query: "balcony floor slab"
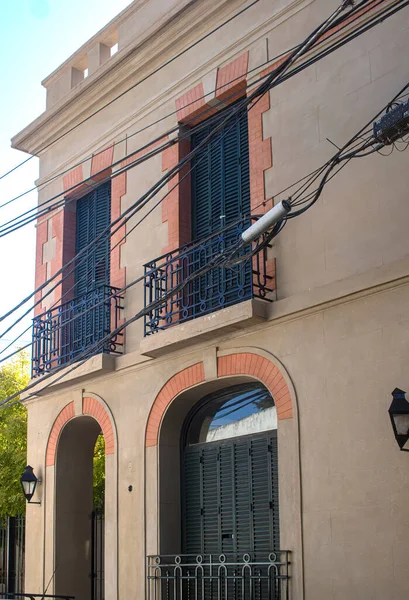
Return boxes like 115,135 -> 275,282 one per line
140,299 -> 268,358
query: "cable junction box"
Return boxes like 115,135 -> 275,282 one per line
373,98 -> 409,144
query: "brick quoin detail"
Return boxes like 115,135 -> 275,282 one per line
176,83 -> 216,125
83,396 -> 115,454
248,62 -> 277,292
45,402 -> 75,467
215,52 -> 249,102
145,363 -> 206,447
175,52 -> 249,125
45,399 -> 115,467
218,353 -> 293,420
112,138 -> 167,288
161,138 -> 191,253
111,172 -> 126,290
62,164 -> 90,200
34,220 -> 48,316
91,145 -> 114,182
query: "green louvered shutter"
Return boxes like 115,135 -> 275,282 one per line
190,108 -> 251,312
71,182 -> 111,356
75,182 -> 111,296
191,108 -> 250,239
183,432 -> 280,556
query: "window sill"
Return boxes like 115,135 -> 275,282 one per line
139,299 -> 269,358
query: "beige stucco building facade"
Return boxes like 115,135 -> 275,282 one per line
11,1 -> 409,599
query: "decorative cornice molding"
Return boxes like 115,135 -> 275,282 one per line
12,0 -> 313,158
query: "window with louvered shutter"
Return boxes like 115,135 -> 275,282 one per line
71,182 -> 112,354
189,108 -> 251,312
182,383 -> 280,557
191,107 -> 251,240
183,432 -> 279,556
75,181 -> 111,296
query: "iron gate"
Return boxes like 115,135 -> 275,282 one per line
91,510 -> 104,600
0,516 -> 25,596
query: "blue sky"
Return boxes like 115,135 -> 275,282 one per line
0,0 -> 132,356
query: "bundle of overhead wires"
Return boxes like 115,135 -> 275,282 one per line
1,0 -> 405,356
0,0 -> 409,409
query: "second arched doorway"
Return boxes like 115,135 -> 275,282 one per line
181,382 -> 280,557
151,376 -> 289,600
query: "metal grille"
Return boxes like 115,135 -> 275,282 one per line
91,510 -> 104,600
0,516 -> 25,597
32,285 -> 124,377
143,218 -> 273,336
147,552 -> 290,600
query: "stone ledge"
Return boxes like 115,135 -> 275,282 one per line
22,353 -> 116,400
139,299 -> 269,358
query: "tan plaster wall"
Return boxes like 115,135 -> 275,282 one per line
25,281 -> 409,600
26,0 -> 409,353
20,0 -> 409,599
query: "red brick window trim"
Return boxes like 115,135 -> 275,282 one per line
35,145 -> 125,317
163,51 -> 275,289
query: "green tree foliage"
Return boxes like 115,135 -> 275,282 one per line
93,434 -> 105,510
0,352 -> 29,517
0,352 -> 105,515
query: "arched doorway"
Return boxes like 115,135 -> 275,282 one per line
44,396 -> 117,600
54,416 -> 103,600
182,382 -> 280,557
151,377 -> 288,600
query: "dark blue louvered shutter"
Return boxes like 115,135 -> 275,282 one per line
75,181 -> 111,296
190,107 -> 251,313
191,107 -> 250,239
71,182 -> 111,358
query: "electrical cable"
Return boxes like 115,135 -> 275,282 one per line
1,0 -> 405,359
0,48 -> 296,212
4,72 -> 409,405
0,0 -> 392,212
0,0 -> 404,366
0,0 -> 400,231
0,0 -> 358,340
0,219 -> 277,409
0,0 -> 266,181
0,1 -> 360,398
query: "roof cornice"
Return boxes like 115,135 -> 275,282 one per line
11,0 -> 310,156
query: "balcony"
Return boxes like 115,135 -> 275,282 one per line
147,552 -> 291,600
32,285 -> 124,377
143,218 -> 274,337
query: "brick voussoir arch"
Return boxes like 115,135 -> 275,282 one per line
145,362 -> 206,448
46,397 -> 115,467
218,352 -> 293,420
145,353 -> 293,448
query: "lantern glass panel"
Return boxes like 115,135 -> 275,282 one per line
22,480 -> 36,496
393,413 -> 409,436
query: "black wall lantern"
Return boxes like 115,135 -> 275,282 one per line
20,465 -> 41,504
389,388 -> 409,452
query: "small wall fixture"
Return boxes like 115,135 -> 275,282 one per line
388,388 -> 409,452
20,465 -> 41,504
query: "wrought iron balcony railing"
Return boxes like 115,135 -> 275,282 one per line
143,218 -> 274,336
32,285 -> 124,377
147,552 -> 291,600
